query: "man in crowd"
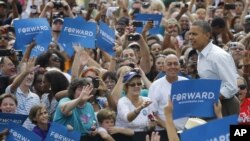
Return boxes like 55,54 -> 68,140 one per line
189,20 -> 239,116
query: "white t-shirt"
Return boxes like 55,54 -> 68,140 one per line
148,75 -> 188,131
116,96 -> 151,132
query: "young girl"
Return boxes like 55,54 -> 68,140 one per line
29,105 -> 50,141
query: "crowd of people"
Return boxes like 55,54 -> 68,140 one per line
0,0 -> 250,141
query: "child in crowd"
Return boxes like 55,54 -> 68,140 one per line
0,93 -> 17,113
97,109 -> 134,141
29,105 -> 50,141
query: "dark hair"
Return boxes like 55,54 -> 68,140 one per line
211,17 -> 226,28
44,71 -> 69,102
193,20 -> 212,33
35,50 -> 66,71
67,78 -> 90,100
102,71 -> 117,83
230,16 -> 241,29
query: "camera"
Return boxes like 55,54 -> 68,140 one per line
148,19 -> 153,23
0,49 -> 23,61
53,0 -> 63,9
132,21 -> 143,27
52,11 -> 64,19
128,34 -> 140,41
30,5 -> 37,14
142,2 -> 150,9
224,3 -> 235,10
132,8 -> 140,15
88,3 -> 97,9
174,2 -> 181,8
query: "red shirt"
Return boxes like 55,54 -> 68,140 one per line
239,98 -> 250,125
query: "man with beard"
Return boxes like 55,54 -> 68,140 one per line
5,58 -> 40,130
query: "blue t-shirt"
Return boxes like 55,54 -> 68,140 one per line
53,98 -> 96,136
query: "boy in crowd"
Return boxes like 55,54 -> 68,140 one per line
97,109 -> 134,141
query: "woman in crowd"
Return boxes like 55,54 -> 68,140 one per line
116,70 -> 154,135
237,76 -> 250,124
41,70 -> 69,120
53,78 -> 96,139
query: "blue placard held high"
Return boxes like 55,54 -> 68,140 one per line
181,115 -> 238,141
45,122 -> 81,141
171,79 -> 221,119
0,113 -> 28,125
13,18 -> 52,57
58,17 -> 97,56
134,14 -> 163,35
96,21 -> 115,56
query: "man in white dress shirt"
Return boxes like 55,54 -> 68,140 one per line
189,20 -> 240,116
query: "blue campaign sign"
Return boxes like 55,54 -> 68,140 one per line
58,17 -> 97,56
45,122 -> 81,141
75,16 -> 86,23
13,18 -> 51,56
181,115 -> 238,141
134,14 -> 163,35
0,113 -> 28,125
96,21 -> 115,56
171,79 -> 221,119
6,122 -> 42,141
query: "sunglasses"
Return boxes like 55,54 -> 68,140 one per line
0,36 -> 9,40
238,84 -> 247,90
128,82 -> 142,87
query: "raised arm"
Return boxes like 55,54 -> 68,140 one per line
9,58 -> 39,93
164,100 -> 180,141
60,85 -> 93,116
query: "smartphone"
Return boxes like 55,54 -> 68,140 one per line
0,49 -> 12,56
224,3 -> 235,10
132,8 -> 140,14
89,3 -> 97,9
148,113 -> 155,121
148,19 -> 153,23
142,2 -> 150,9
132,21 -> 143,27
128,34 -> 140,41
30,5 -> 37,13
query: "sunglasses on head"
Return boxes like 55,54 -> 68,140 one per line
128,82 -> 142,87
238,84 -> 247,90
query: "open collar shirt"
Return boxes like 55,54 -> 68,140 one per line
197,41 -> 239,98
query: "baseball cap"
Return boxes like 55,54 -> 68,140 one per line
0,1 -> 6,7
244,15 -> 250,23
128,42 -> 140,51
53,18 -> 64,24
123,71 -> 141,83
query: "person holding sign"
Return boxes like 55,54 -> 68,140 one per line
116,70 -> 154,136
5,58 -> 41,131
0,93 -> 17,113
29,105 -> 50,141
53,78 -> 96,139
148,54 -> 188,140
189,20 -> 240,116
